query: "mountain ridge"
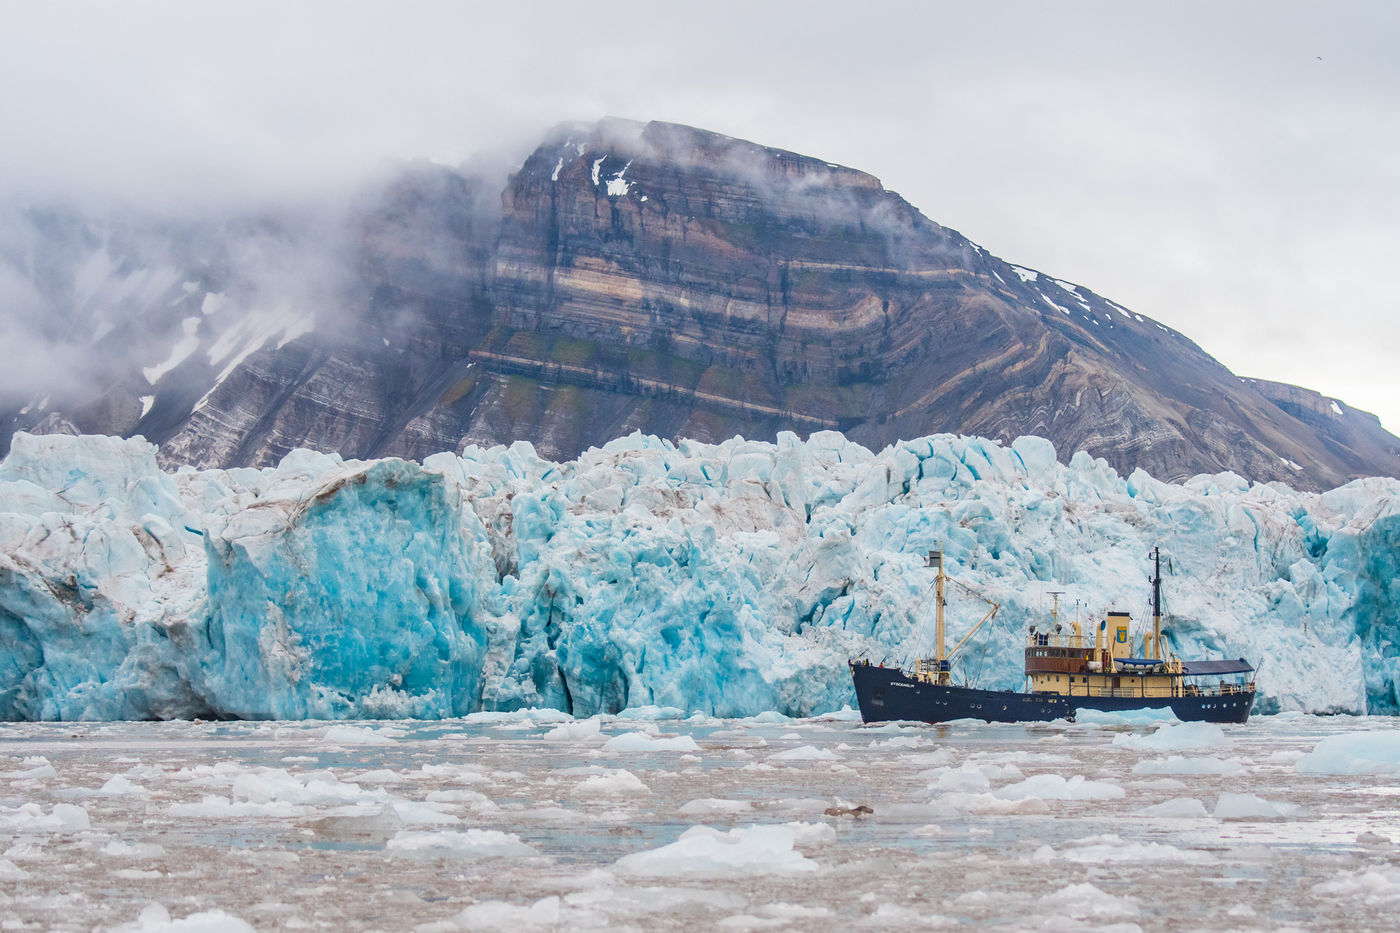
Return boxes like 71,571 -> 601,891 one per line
2,118 -> 1396,492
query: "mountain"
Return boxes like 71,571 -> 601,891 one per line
2,119 -> 1397,490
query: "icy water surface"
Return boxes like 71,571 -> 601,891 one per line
3,711 -> 1399,931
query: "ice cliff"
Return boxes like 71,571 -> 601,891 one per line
1,430 -> 1397,721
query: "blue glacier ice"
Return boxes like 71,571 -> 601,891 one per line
1,429 -> 1397,721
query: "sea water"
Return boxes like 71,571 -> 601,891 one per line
2,712 -> 1398,931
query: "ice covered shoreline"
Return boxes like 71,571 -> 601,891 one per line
1,429 -> 1397,721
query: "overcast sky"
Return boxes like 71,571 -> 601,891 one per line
3,1 -> 1397,430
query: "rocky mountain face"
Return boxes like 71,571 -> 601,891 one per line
3,119 -> 1397,491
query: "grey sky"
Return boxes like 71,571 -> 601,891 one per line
3,1 -> 1397,430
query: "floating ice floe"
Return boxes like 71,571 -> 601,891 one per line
613,824 -> 818,878
0,802 -> 90,833
1113,721 -> 1225,752
99,775 -> 149,796
1040,881 -> 1140,920
572,769 -> 650,796
677,798 -> 753,817
768,744 -> 840,762
1041,833 -> 1218,864
615,705 -> 688,721
602,732 -> 701,753
1295,730 -> 1400,775
320,725 -> 400,745
386,828 -> 537,857
1131,755 -> 1244,776
1312,866 -> 1400,902
1213,792 -> 1296,820
108,902 -> 256,933
996,773 -> 1125,802
1138,796 -> 1210,818
3,757 -> 58,780
927,765 -> 992,793
1074,707 -> 1180,727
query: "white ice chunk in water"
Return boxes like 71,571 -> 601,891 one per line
614,824 -> 818,878
1056,833 -> 1216,864
996,774 -> 1125,801
1313,865 -> 1400,902
543,717 -> 603,741
450,896 -> 560,929
602,732 -> 701,753
108,902 -> 257,932
1114,721 -> 1224,752
1040,882 -> 1139,920
1131,756 -> 1244,776
100,775 -> 149,796
1213,792 -> 1295,820
1075,707 -> 1179,727
1295,730 -> 1400,775
616,705 -> 688,721
1139,796 -> 1209,818
1,802 -> 91,832
572,769 -> 650,796
102,840 -> 167,858
678,798 -> 753,817
320,725 -> 399,745
387,829 -> 537,857
5,757 -> 57,780
231,769 -> 375,806
784,820 -> 837,847
768,745 -> 840,762
389,799 -> 461,826
927,765 -> 992,793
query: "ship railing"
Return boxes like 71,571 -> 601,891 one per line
1065,682 -> 1253,699
1183,683 -> 1252,697
1024,633 -> 1089,649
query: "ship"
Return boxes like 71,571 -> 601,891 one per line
849,547 -> 1256,724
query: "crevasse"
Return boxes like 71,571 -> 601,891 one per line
0,430 -> 1396,721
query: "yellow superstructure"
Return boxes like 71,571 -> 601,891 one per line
1024,613 -> 1249,700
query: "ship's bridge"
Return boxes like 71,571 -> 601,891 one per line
1024,637 -> 1097,675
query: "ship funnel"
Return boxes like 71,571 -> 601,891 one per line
1107,611 -> 1132,661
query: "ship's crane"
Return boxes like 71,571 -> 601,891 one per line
917,547 -> 1000,686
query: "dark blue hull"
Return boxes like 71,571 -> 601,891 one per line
850,663 -> 1254,724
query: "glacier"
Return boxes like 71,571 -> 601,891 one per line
0,429 -> 1396,721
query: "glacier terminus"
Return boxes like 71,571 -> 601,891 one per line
1,429 -> 1397,722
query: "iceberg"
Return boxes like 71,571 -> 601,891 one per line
1,429 -> 1398,721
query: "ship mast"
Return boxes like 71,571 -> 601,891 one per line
1151,546 -> 1163,661
930,547 -> 949,685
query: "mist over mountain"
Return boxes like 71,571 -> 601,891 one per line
2,119 -> 1396,492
